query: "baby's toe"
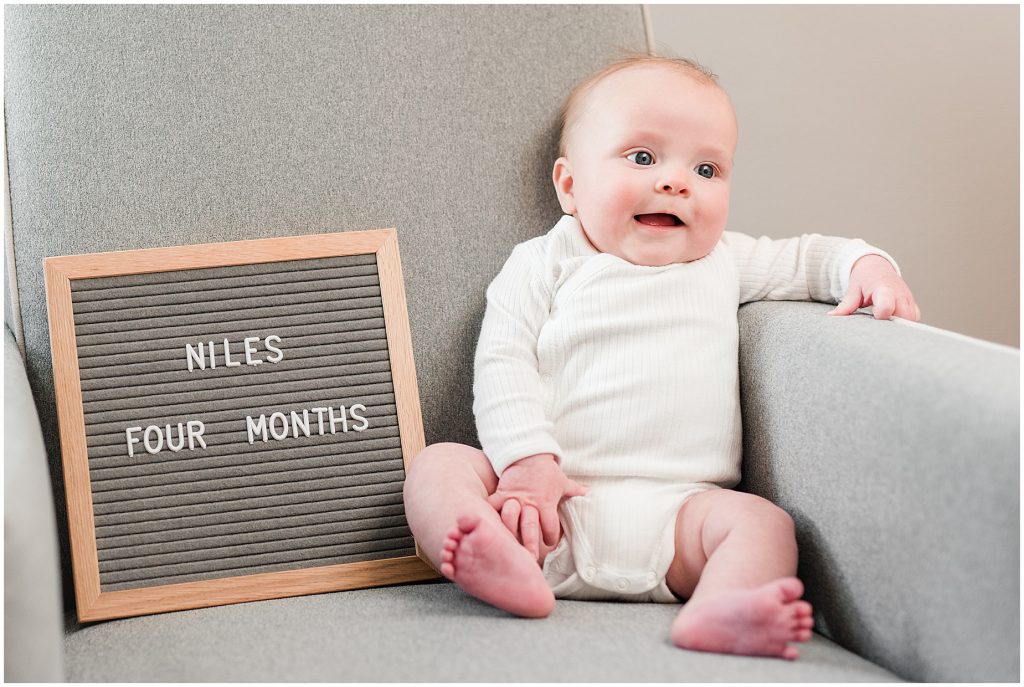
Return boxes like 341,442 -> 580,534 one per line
782,645 -> 800,661
776,577 -> 804,602
793,600 -> 813,617
441,548 -> 454,563
795,628 -> 812,642
440,562 -> 455,578
456,513 -> 481,533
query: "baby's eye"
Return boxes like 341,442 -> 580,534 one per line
627,151 -> 655,166
696,163 -> 717,179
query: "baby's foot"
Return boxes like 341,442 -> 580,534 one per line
440,513 -> 555,618
670,577 -> 814,660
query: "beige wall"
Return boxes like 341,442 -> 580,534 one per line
647,5 -> 1019,347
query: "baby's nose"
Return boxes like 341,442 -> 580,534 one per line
658,179 -> 689,195
657,171 -> 690,195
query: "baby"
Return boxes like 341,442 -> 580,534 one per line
403,55 -> 919,660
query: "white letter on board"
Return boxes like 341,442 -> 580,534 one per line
291,410 -> 311,439
269,412 -> 289,440
328,406 -> 348,434
187,421 -> 207,449
311,407 -> 329,434
126,426 -> 142,457
186,342 -> 206,372
244,337 -> 263,366
246,415 -> 268,443
223,339 -> 241,367
264,335 -> 284,363
143,425 -> 164,454
349,404 -> 369,431
165,423 -> 186,452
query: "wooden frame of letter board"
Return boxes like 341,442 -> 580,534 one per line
44,229 -> 438,622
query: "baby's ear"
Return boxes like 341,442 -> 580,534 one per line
552,157 -> 576,215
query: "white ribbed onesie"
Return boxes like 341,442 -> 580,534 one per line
473,215 -> 898,602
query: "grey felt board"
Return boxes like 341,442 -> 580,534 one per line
71,254 -> 415,592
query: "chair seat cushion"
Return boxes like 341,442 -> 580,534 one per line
65,581 -> 901,681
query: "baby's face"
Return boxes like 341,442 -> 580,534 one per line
554,65 -> 738,266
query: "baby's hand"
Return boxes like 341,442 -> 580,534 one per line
828,254 -> 921,321
487,453 -> 588,561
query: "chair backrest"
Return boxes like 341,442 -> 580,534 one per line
4,4 -> 648,608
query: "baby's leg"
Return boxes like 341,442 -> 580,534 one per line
402,442 -> 555,617
664,490 -> 814,660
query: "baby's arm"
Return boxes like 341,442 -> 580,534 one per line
474,242 -> 586,559
720,231 -> 919,320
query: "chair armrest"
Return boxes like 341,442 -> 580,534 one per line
4,326 -> 65,681
737,301 -> 1018,682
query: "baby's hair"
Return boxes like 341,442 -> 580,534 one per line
557,53 -> 720,157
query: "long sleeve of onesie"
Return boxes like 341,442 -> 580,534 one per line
719,231 -> 900,304
473,240 -> 563,475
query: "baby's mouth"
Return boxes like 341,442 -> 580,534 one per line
634,213 -> 685,227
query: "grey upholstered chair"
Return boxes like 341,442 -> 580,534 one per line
5,5 -> 1018,681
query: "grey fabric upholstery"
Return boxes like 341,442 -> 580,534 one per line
738,301 -> 1020,682
3,4 -> 1018,683
63,582 -> 899,682
4,327 -> 65,682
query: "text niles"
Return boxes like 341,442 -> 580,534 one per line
185,334 -> 284,372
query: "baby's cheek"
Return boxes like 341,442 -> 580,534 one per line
609,187 -> 642,216
693,202 -> 730,255
700,194 -> 730,235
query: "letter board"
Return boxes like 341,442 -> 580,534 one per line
44,229 -> 437,622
